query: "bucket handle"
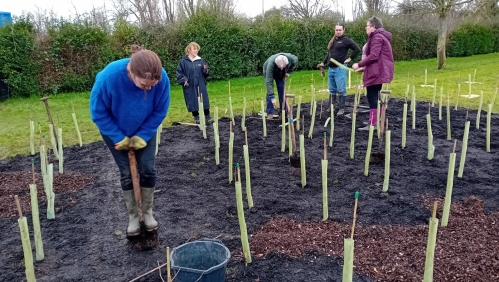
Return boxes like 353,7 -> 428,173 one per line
197,237 -> 224,245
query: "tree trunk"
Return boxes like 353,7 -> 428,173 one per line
437,14 -> 447,70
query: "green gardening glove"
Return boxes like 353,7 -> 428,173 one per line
114,137 -> 130,150
129,136 -> 147,150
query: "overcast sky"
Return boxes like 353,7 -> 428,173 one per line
2,0 -> 353,20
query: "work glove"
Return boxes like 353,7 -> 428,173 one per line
114,137 -> 130,150
129,136 -> 147,150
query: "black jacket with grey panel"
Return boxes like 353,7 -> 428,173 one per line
322,35 -> 360,68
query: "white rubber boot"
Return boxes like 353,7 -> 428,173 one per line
123,190 -> 141,236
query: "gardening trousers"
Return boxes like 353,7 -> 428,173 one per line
328,66 -> 347,98
266,79 -> 285,115
102,133 -> 157,191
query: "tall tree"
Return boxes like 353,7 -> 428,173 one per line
399,0 -> 475,69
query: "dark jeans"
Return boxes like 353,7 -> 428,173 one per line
102,133 -> 157,191
266,79 -> 285,114
366,84 -> 383,109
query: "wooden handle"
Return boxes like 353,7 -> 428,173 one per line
128,150 -> 142,208
15,195 -> 23,218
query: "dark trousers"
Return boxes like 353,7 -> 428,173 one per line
266,79 -> 285,114
192,109 -> 210,116
366,84 -> 383,109
102,133 -> 157,191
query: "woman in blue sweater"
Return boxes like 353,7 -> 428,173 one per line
90,47 -> 170,237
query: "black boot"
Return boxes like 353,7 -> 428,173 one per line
337,95 -> 346,116
327,95 -> 337,112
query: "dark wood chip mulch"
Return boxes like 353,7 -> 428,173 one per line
251,196 -> 499,282
0,171 -> 93,218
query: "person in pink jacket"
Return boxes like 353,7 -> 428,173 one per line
352,16 -> 394,131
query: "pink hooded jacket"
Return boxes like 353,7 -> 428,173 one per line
357,28 -> 394,87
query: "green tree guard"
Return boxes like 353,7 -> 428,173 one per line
300,134 -> 306,188
458,121 -> 470,178
383,130 -> 391,192
402,102 -> 408,148
427,114 -> 435,160
423,217 -> 439,282
441,146 -> 457,226
342,238 -> 354,282
235,164 -> 252,264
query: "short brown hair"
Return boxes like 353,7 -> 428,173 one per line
185,42 -> 201,55
368,17 -> 383,29
129,50 -> 163,81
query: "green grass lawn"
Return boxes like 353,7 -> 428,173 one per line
1,53 -> 498,159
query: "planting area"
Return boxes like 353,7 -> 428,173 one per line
0,96 -> 498,281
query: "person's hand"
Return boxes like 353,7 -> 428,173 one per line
129,136 -> 147,150
352,63 -> 359,70
317,62 -> 324,68
344,58 -> 351,63
355,67 -> 364,73
271,98 -> 276,106
114,137 -> 130,150
203,63 -> 208,69
184,80 -> 189,87
285,73 -> 290,78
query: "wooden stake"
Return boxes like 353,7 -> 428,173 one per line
166,247 -> 171,282
350,191 -> 360,239
237,164 -> 241,182
15,195 -> 23,218
323,132 -> 327,160
432,201 -> 438,219
302,115 -> 305,135
453,139 -> 457,153
31,159 -> 36,184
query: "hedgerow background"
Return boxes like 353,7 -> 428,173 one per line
1,9 -> 498,98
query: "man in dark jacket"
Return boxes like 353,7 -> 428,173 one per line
263,53 -> 298,119
318,23 -> 360,116
352,16 -> 394,131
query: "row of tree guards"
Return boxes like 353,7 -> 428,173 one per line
188,78 -> 496,280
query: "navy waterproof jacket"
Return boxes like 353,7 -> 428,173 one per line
176,55 -> 210,112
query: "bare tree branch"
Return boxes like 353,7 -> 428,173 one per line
284,0 -> 331,19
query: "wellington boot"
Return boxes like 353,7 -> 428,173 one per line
123,190 -> 141,236
141,187 -> 158,232
358,124 -> 371,131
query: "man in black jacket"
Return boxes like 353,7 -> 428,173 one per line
318,23 -> 360,116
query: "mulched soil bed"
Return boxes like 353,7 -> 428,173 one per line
0,95 -> 498,281
251,196 -> 499,281
0,172 -> 93,218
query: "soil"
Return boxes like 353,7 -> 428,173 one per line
0,95 -> 498,282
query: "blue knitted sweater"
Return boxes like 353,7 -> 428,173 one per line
90,58 -> 170,144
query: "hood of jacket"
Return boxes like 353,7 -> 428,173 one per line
370,28 -> 392,41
